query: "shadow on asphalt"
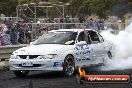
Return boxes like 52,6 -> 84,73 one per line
26,71 -> 67,79
25,67 -> 101,79
12,66 -> 132,79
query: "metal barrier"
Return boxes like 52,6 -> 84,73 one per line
54,18 -> 79,23
0,44 -> 28,61
0,17 -> 18,21
25,22 -> 125,30
26,22 -> 85,29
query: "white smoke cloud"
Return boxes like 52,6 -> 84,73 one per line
100,23 -> 132,70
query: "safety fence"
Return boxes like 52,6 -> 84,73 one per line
0,44 -> 28,61
0,17 -> 17,21
0,17 -> 79,22
0,22 -> 126,61
25,22 -> 124,35
0,22 -> 125,46
25,22 -> 123,30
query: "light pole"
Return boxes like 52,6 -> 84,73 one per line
46,6 -> 53,20
39,2 -> 53,22
16,5 -> 20,21
16,3 -> 37,22
30,3 -> 37,23
16,0 -> 21,21
63,5 -> 65,23
52,3 -> 70,21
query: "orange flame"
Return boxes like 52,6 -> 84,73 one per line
78,67 -> 86,76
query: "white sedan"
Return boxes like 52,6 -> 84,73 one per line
9,29 -> 114,77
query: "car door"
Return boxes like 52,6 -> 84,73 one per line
74,31 -> 93,66
97,33 -> 106,55
88,31 -> 105,64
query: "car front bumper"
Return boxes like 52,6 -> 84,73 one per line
9,59 -> 63,71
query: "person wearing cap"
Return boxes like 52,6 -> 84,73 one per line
65,15 -> 71,29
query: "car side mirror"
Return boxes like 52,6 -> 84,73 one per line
30,42 -> 33,45
76,41 -> 87,45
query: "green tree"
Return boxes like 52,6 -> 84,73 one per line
77,0 -> 117,19
0,0 -> 131,19
69,0 -> 85,17
0,0 -> 18,16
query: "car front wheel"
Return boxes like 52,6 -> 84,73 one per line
63,55 -> 75,77
13,71 -> 29,77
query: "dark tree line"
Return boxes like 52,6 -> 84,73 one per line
0,0 -> 131,19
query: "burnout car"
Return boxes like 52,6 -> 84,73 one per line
9,29 -> 114,77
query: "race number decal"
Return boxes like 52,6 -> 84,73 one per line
74,45 -> 89,51
75,50 -> 90,55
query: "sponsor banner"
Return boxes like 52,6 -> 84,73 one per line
0,34 -> 10,45
77,75 -> 130,84
76,67 -> 130,84
0,36 -> 2,45
53,62 -> 63,67
83,75 -> 130,83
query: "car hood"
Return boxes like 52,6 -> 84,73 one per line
13,44 -> 67,55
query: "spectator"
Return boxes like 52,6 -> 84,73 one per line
6,24 -> 18,45
59,15 -> 64,23
32,26 -> 37,40
65,15 -> 71,29
25,26 -> 31,44
79,14 -> 85,23
59,15 -> 64,29
0,26 -> 3,35
18,24 -> 26,44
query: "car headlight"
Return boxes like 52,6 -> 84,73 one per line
47,54 -> 58,59
39,55 -> 46,59
10,55 -> 18,59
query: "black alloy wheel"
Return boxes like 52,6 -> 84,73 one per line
63,55 -> 75,77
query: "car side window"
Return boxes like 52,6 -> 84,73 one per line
78,32 -> 85,42
88,31 -> 100,44
97,33 -> 104,43
78,31 -> 91,44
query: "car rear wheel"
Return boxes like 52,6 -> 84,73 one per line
103,52 -> 112,65
13,71 -> 29,77
107,52 -> 112,59
63,55 -> 75,77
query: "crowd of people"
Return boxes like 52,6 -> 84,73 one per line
0,15 -> 107,46
55,15 -> 105,30
0,21 -> 32,45
0,20 -> 60,46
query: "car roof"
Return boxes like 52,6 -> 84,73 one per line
50,29 -> 97,33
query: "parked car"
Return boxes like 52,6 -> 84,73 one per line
9,29 -> 115,77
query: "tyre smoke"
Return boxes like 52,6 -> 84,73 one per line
100,23 -> 132,70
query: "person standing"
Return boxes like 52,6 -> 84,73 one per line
6,24 -> 18,45
79,14 -> 85,23
65,15 -> 71,29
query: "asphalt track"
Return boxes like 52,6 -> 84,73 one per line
0,67 -> 132,88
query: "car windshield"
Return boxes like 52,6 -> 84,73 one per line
33,31 -> 77,45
